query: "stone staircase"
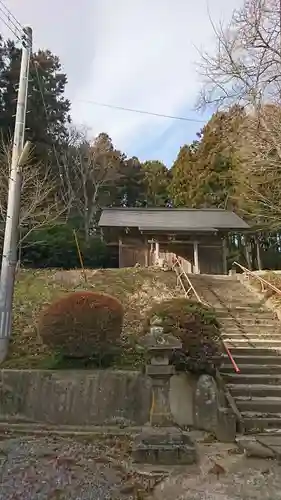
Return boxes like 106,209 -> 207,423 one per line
189,274 -> 281,434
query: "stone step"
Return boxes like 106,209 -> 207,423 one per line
224,339 -> 281,348
220,318 -> 278,325
227,384 -> 281,398
221,331 -> 281,339
236,398 -> 281,413
221,323 -> 281,329
195,292 -> 255,303
242,414 -> 281,433
217,306 -> 266,311
221,335 -> 281,349
217,310 -> 275,318
229,347 -> 281,356
219,318 -> 279,326
221,332 -> 281,339
221,364 -> 281,374
223,373 -> 281,385
222,354 -> 281,365
219,304 -> 265,309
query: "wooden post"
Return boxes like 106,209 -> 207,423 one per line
145,237 -> 149,267
222,237 -> 228,275
255,236 -> 262,270
155,241 -> 160,262
193,241 -> 200,274
245,238 -> 252,270
73,230 -> 87,284
118,237 -> 122,268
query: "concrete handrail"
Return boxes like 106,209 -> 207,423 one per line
233,261 -> 281,296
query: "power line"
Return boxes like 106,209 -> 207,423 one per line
76,99 -> 206,123
0,0 -> 24,42
0,2 -> 205,126
33,61 -> 62,169
0,0 -> 23,31
0,5 -> 22,36
33,60 -> 69,204
0,13 -> 21,41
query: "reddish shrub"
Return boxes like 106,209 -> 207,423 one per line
38,291 -> 124,362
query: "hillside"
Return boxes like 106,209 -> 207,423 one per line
5,267 -> 179,368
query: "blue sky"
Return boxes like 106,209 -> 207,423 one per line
132,108 -> 210,166
1,0 -> 242,167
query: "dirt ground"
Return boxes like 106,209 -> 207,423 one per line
152,440 -> 281,500
0,432 -> 156,499
1,431 -> 281,500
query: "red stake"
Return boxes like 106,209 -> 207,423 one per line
223,343 -> 240,373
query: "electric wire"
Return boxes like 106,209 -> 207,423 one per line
0,0 -> 23,32
0,5 -> 22,36
77,99 -> 206,123
33,60 -> 69,204
33,61 -> 62,168
0,12 -> 21,41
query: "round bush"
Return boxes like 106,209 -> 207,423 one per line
38,291 -> 124,363
144,298 -> 223,374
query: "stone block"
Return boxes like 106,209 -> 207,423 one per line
146,365 -> 175,377
132,427 -> 197,465
236,437 -> 276,459
194,374 -> 220,432
194,374 -> 237,442
215,407 -> 236,443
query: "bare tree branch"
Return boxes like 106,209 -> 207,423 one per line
198,0 -> 281,110
60,128 -> 123,240
0,140 -> 69,245
233,105 -> 281,228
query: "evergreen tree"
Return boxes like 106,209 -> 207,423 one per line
0,37 -> 71,159
169,107 -> 244,209
117,156 -> 146,207
169,142 -> 200,207
141,160 -> 170,206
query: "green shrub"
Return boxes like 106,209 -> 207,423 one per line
21,224 -> 112,269
38,291 -> 124,365
144,298 -> 223,374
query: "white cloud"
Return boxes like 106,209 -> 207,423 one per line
71,0 -> 243,153
1,0 -> 243,159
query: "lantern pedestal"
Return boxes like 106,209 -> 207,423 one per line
132,327 -> 197,465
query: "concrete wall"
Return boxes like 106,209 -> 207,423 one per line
0,370 -> 152,426
0,369 -> 198,427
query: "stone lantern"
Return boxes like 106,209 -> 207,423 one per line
132,316 -> 197,465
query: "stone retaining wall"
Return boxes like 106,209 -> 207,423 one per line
0,369 -> 227,432
0,370 -> 152,426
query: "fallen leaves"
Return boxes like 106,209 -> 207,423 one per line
208,462 -> 226,479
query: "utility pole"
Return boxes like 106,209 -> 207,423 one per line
0,27 -> 32,363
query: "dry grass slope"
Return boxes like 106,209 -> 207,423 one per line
6,267 -> 179,368
249,271 -> 281,305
